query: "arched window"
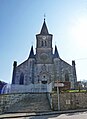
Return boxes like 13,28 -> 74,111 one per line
45,41 -> 47,46
65,73 -> 69,82
19,73 -> 24,85
42,41 -> 44,46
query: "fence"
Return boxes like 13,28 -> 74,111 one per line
2,83 -> 52,94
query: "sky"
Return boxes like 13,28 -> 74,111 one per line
0,0 -> 87,83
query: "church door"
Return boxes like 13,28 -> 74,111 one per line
42,75 -> 47,84
41,75 -> 47,92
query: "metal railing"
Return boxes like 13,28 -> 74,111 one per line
1,83 -> 52,94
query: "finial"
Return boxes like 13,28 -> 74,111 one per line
44,14 -> 46,21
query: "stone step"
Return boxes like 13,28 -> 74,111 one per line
7,93 -> 51,113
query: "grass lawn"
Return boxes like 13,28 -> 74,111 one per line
65,90 -> 87,93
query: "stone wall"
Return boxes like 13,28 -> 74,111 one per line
1,92 -> 87,114
0,93 -> 51,114
51,92 -> 87,111
0,93 -> 28,114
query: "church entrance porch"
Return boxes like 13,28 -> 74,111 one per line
41,75 -> 47,84
40,74 -> 48,91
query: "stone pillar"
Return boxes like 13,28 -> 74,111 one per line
28,59 -> 35,84
12,61 -> 17,84
53,58 -> 61,82
72,60 -> 77,89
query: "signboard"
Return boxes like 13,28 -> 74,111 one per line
66,100 -> 71,104
54,83 -> 64,87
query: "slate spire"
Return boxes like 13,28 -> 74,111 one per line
40,19 -> 49,34
54,45 -> 59,58
29,46 -> 34,58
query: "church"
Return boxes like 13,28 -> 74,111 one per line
11,19 -> 77,92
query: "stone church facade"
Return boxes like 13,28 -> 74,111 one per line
12,19 -> 77,90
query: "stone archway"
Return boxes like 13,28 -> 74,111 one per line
39,64 -> 50,84
38,64 -> 51,92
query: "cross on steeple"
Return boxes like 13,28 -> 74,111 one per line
40,15 -> 49,35
44,14 -> 46,21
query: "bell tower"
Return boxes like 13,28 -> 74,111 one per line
36,19 -> 53,64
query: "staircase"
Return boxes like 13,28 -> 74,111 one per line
6,93 -> 51,113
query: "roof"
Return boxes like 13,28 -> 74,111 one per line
29,46 -> 35,58
54,45 -> 59,58
40,19 -> 49,35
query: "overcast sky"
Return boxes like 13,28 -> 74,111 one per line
0,0 -> 87,83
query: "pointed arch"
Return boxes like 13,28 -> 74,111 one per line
19,72 -> 24,85
42,41 -> 44,46
65,73 -> 69,82
45,41 -> 47,46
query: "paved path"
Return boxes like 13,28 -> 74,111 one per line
26,112 -> 87,119
1,112 -> 87,119
0,109 -> 87,119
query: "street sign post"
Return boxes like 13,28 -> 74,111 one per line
54,82 -> 64,111
54,83 -> 64,87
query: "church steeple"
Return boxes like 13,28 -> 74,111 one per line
40,19 -> 49,35
29,46 -> 34,58
36,19 -> 53,64
54,45 -> 59,58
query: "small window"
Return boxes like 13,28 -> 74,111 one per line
65,73 -> 69,82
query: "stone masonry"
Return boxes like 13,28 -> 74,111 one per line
0,93 -> 30,114
1,92 -> 87,114
49,92 -> 87,111
0,93 -> 51,114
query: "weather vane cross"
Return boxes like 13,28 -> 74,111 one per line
44,14 -> 46,20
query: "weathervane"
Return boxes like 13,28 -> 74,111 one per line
44,14 -> 46,21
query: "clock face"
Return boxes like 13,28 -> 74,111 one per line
42,36 -> 46,40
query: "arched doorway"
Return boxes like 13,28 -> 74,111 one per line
42,75 -> 47,84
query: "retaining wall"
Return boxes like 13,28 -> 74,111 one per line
51,92 -> 87,111
0,93 -> 29,114
0,92 -> 87,114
